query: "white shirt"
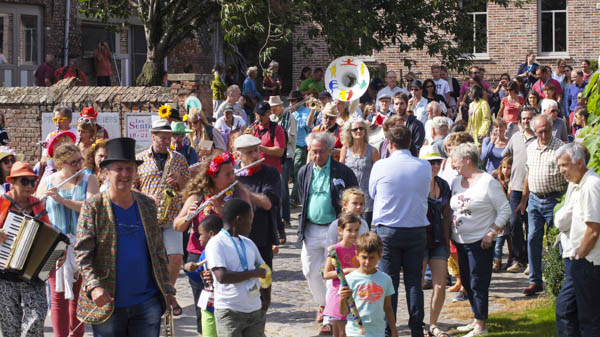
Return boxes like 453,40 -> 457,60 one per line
216,100 -> 248,123
439,158 -> 459,186
412,96 -> 429,125
450,173 -> 511,244
563,169 -> 600,265
433,78 -> 450,97
215,115 -> 246,133
376,86 -> 409,112
556,182 -> 577,258
206,231 -> 265,313
425,117 -> 453,144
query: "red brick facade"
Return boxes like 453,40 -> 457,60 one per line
293,0 -> 600,86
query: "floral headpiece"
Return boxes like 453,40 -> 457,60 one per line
207,152 -> 235,177
158,104 -> 172,119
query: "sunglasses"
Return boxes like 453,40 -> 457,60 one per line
351,127 -> 366,132
425,85 -> 435,89
18,177 -> 37,187
550,109 -> 559,113
65,158 -> 83,166
430,159 -> 443,165
52,117 -> 68,123
1,157 -> 15,165
78,117 -> 94,124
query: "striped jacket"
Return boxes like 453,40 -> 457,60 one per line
74,191 -> 175,324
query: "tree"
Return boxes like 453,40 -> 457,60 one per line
79,0 -> 523,85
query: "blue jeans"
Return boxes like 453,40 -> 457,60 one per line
493,234 -> 508,260
527,193 -> 560,285
376,225 -> 426,337
280,157 -> 292,222
556,259 -> 580,337
572,259 -> 600,336
509,191 -> 527,264
455,240 -> 494,320
92,295 -> 163,337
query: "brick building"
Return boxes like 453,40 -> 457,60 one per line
0,0 -> 215,87
292,0 -> 600,86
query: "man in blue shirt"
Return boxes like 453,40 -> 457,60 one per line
290,91 -> 312,205
369,125 -> 432,337
566,71 -> 587,119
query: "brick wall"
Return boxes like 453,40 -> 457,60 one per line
292,22 -> 331,89
168,35 -> 214,74
0,74 -> 211,163
293,0 -> 600,86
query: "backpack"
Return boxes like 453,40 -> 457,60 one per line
260,120 -> 287,165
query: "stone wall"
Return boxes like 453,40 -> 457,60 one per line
0,74 -> 212,163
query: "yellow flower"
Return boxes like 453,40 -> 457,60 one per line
158,105 -> 172,119
182,114 -> 188,122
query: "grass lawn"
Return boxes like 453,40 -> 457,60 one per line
451,297 -> 557,337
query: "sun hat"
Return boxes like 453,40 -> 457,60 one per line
419,145 -> 444,161
81,107 -> 98,119
321,102 -> 338,118
0,146 -> 24,162
47,131 -> 77,158
6,162 -> 37,182
171,121 -> 193,135
268,96 -> 284,106
150,119 -> 174,133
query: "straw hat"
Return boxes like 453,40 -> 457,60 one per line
419,145 -> 444,161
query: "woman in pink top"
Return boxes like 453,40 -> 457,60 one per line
323,213 -> 361,337
497,81 -> 524,137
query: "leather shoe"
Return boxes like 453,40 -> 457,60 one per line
523,283 -> 543,296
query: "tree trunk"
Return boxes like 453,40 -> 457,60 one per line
136,50 -> 165,86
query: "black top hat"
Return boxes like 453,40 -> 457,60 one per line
99,137 -> 144,168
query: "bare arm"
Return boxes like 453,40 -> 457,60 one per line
384,296 -> 399,337
516,174 -> 529,215
339,146 -> 347,164
339,286 -> 351,316
323,255 -> 338,280
372,146 -> 380,164
577,222 -> 600,259
259,145 -> 284,158
173,194 -> 200,232
211,266 -> 265,284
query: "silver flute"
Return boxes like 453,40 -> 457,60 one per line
40,168 -> 86,203
184,180 -> 238,222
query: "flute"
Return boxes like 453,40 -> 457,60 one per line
184,181 -> 238,222
328,246 -> 366,335
234,158 -> 265,176
40,168 -> 86,203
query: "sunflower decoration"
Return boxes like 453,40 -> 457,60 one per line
182,114 -> 188,122
158,104 -> 172,119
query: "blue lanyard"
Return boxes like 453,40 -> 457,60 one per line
221,228 -> 248,271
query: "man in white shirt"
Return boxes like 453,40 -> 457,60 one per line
215,85 -> 246,121
431,65 -> 451,107
376,71 -> 409,112
554,143 -> 600,336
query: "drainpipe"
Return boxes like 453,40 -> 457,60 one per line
63,0 -> 71,66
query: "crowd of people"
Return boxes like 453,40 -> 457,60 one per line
0,53 -> 597,337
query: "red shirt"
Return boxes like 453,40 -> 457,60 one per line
93,47 -> 113,77
34,62 -> 57,86
532,78 -> 563,99
253,122 -> 285,173
501,96 -> 525,124
55,66 -> 87,86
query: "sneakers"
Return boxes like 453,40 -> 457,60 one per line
464,329 -> 488,336
318,324 -> 332,335
492,259 -> 501,273
506,261 -> 526,273
524,265 -> 530,275
456,322 -> 476,332
452,290 -> 467,302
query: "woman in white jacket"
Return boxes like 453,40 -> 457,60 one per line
449,143 -> 511,337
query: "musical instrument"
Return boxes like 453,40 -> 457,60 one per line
184,181 -> 239,223
328,246 -> 366,334
283,95 -> 315,114
245,120 -> 259,135
157,150 -> 177,223
164,308 -> 174,337
40,168 -> 86,203
0,211 -> 69,281
324,56 -> 370,102
234,158 -> 265,176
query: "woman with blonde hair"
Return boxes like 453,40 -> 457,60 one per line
339,117 -> 379,226
466,85 -> 491,146
36,144 -> 99,337
186,107 -> 226,160
173,153 -> 250,334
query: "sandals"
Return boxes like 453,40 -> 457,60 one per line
430,326 -> 450,337
172,304 -> 183,316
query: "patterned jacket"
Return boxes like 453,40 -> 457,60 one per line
135,148 -> 190,228
74,191 -> 175,324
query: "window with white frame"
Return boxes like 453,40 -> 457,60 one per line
540,0 -> 567,54
461,1 -> 488,55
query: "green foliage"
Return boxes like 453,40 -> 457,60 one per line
590,59 -> 598,72
543,226 -> 564,298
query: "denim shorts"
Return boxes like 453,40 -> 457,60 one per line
424,243 -> 450,261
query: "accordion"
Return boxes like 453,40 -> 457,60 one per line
0,211 -> 69,281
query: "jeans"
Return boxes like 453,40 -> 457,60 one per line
280,158 -> 292,222
92,294 -> 163,337
291,146 -> 307,202
509,191 -> 528,264
376,225 -> 426,337
455,239 -> 494,320
572,259 -> 600,336
527,193 -> 560,285
556,259 -> 580,337
493,234 -> 508,260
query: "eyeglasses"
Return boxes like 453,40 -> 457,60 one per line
1,157 -> 15,165
78,117 -> 94,124
351,127 -> 366,132
18,177 -> 37,187
52,117 -> 68,123
425,85 -> 435,89
65,158 -> 83,166
550,109 -> 559,113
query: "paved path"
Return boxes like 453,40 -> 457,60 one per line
44,207 -> 533,336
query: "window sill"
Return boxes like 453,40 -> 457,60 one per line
462,54 -> 491,61
537,53 -> 571,60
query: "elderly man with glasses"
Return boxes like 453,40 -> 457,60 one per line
542,99 -> 568,143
